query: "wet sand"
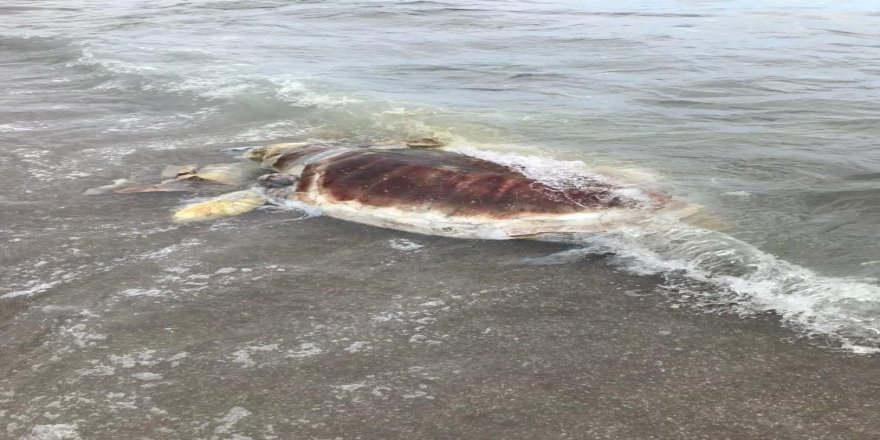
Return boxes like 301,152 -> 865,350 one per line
3,193 -> 880,439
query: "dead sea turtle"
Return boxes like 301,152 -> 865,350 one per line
114,141 -> 699,240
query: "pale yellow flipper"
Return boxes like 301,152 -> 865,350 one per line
173,190 -> 267,223
191,162 -> 261,185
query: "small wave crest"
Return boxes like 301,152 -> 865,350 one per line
57,45 -> 360,116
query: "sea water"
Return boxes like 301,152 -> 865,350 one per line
2,1 -> 880,437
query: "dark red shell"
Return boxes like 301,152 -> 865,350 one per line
295,149 -> 632,219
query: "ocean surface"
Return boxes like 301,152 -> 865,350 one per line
2,1 -> 880,438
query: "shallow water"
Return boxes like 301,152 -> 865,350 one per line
2,0 -> 880,437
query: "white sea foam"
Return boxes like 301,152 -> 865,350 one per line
68,48 -> 159,75
274,78 -> 361,108
334,383 -> 367,393
231,344 -> 279,369
343,341 -> 370,354
285,343 -> 323,359
2,280 -> 64,299
388,239 -> 424,251
213,407 -> 251,439
230,121 -> 311,142
159,70 -> 360,113
22,424 -> 81,440
0,122 -> 37,132
60,323 -> 107,349
118,288 -> 164,298
131,372 -> 162,381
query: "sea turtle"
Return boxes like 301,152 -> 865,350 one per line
113,141 -> 699,240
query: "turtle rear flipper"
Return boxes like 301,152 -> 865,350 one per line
84,179 -> 131,195
115,177 -> 202,193
173,190 -> 268,223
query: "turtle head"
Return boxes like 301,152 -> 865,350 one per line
257,172 -> 300,201
258,172 -> 298,189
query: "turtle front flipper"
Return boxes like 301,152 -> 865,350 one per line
172,190 -> 268,223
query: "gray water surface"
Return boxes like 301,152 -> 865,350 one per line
3,1 -> 880,438
3,0 -> 879,274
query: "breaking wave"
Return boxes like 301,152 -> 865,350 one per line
473,148 -> 880,354
590,221 -> 880,354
